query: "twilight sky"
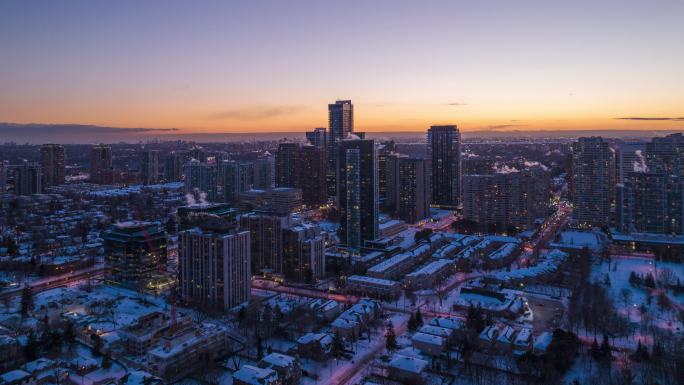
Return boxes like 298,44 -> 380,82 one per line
1,0 -> 683,137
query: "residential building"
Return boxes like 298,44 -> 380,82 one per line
327,100 -> 354,196
40,144 -> 65,188
141,149 -> 160,185
427,125 -> 461,209
90,144 -> 113,184
571,137 -> 614,228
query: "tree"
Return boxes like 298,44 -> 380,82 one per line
102,349 -> 112,369
619,288 -> 632,308
24,331 -> 39,361
599,334 -> 611,362
332,332 -> 345,357
644,273 -> 655,288
256,337 -> 264,360
408,312 -> 417,331
415,308 -> 424,328
20,286 -> 34,318
414,228 -> 433,243
385,321 -> 398,352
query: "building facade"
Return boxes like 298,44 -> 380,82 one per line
327,100 -> 354,196
337,138 -> 378,249
571,137 -> 614,228
427,125 -> 461,209
40,144 -> 65,188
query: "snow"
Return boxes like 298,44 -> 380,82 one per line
388,354 -> 428,374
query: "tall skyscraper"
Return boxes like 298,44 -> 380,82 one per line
337,138 -> 378,249
306,127 -> 327,149
217,160 -> 251,203
427,125 -> 462,209
15,162 -> 42,195
90,144 -> 113,184
179,227 -> 251,310
387,154 -> 430,224
141,149 -> 160,185
0,161 -> 7,192
571,137 -> 614,228
164,151 -> 184,182
327,100 -> 354,196
40,144 -> 65,188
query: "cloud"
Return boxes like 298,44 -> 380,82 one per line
445,102 -> 467,106
0,123 -> 177,134
208,105 -> 304,120
482,124 -> 527,130
615,117 -> 684,121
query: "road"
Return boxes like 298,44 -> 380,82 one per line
0,265 -> 106,300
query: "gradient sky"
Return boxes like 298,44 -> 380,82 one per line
1,0 -> 683,135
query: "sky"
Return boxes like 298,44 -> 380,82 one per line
0,0 -> 683,139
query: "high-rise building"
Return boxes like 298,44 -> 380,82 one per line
275,142 -> 300,188
239,212 -> 291,274
164,152 -> 184,182
178,228 -> 251,310
283,224 -> 325,283
337,138 -> 378,249
299,144 -> 327,206
614,142 -> 645,183
644,133 -> 684,177
40,144 -> 65,188
571,137 -> 614,228
306,127 -> 327,149
427,125 -> 462,209
217,160 -> 251,203
377,141 -> 396,210
616,134 -> 684,235
184,160 -> 217,199
387,154 -> 430,224
0,161 -> 7,192
90,144 -> 113,184
327,100 -> 354,196
462,168 -> 550,232
15,162 -> 42,195
102,221 -> 168,288
275,143 -> 326,206
253,155 -> 274,190
141,149 -> 160,185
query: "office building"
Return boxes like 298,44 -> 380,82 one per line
337,138 -> 378,248
90,144 -> 113,184
40,144 -> 65,188
141,149 -> 160,185
386,154 -> 430,223
183,160 -> 217,199
571,137 -> 614,228
178,228 -> 251,310
327,100 -> 354,196
427,125 -> 462,209
102,221 -> 168,288
217,160 -> 251,203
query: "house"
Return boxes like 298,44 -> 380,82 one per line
258,353 -> 302,385
307,299 -> 342,321
411,332 -> 445,356
0,370 -> 34,385
513,328 -> 533,354
296,333 -> 333,361
233,365 -> 280,385
331,299 -> 381,340
387,354 -> 428,385
429,317 -> 464,332
418,324 -> 454,344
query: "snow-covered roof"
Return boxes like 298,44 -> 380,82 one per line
233,365 -> 278,385
412,332 -> 445,346
388,354 -> 429,374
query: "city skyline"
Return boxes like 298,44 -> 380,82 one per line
1,0 -> 683,141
